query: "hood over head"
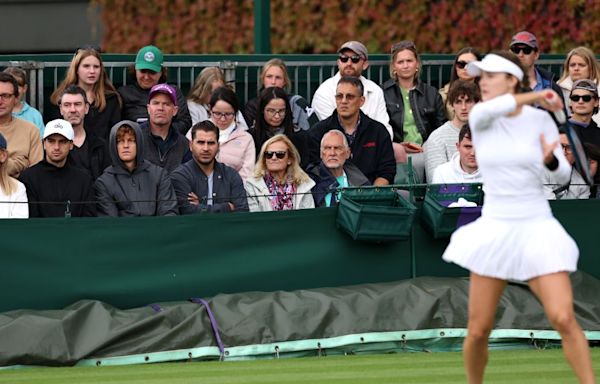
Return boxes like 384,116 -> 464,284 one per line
108,120 -> 146,171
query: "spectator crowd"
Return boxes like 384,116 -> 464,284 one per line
1,31 -> 599,219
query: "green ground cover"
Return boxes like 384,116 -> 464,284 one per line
0,348 -> 598,384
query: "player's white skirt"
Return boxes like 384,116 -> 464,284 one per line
442,214 -> 578,281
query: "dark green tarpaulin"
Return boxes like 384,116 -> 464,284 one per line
0,273 -> 598,367
0,198 -> 599,313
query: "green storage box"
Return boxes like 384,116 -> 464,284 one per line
336,187 -> 417,242
421,183 -> 484,239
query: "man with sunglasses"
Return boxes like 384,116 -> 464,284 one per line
140,83 -> 190,174
311,41 -> 393,138
509,31 -> 562,96
309,76 -> 395,186
567,79 -> 600,192
171,120 -> 248,214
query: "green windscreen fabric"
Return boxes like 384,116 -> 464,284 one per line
0,272 -> 598,367
1,199 -> 600,313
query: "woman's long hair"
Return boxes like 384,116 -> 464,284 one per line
558,46 -> 600,84
253,134 -> 309,184
449,47 -> 483,83
0,149 -> 16,195
253,87 -> 294,147
50,48 -> 121,110
259,59 -> 291,93
188,67 -> 225,104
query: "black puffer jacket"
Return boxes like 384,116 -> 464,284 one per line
382,79 -> 447,143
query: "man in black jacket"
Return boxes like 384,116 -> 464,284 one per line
170,120 -> 248,214
140,83 -> 190,173
19,119 -> 96,217
309,76 -> 395,185
59,85 -> 109,179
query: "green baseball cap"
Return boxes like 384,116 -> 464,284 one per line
135,45 -> 163,72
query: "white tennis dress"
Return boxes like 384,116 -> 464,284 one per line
442,94 -> 579,280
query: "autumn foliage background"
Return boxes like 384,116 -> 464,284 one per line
93,0 -> 600,55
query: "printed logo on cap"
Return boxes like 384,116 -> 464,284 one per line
54,121 -> 64,130
144,52 -> 155,62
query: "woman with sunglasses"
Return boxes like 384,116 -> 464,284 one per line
442,51 -> 595,384
118,45 -> 192,135
243,59 -> 315,131
439,47 -> 482,119
186,67 -> 249,130
557,46 -> 600,125
245,134 -> 315,212
194,86 -> 255,181
49,47 -> 122,141
0,133 -> 28,218
249,87 -> 312,170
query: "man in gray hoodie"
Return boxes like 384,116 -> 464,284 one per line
94,120 -> 178,216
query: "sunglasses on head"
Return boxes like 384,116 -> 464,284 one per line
75,45 -> 101,54
391,40 -> 417,54
510,46 -> 534,55
264,151 -> 287,159
339,55 -> 361,64
455,60 -> 470,69
570,94 -> 595,102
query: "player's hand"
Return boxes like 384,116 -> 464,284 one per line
540,133 -> 558,165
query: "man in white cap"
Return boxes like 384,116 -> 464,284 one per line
311,41 -> 392,138
19,119 -> 95,217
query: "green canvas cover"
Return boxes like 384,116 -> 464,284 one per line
0,272 -> 598,367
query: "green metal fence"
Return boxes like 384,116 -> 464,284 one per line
0,54 -> 568,117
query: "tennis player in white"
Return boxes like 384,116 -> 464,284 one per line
442,51 -> 596,384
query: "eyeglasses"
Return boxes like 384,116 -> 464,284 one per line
265,108 -> 286,117
0,93 -> 15,101
455,60 -> 470,69
510,46 -> 534,55
334,93 -> 359,101
339,55 -> 361,64
264,151 -> 287,159
211,111 -> 235,119
570,94 -> 595,102
561,144 -> 572,153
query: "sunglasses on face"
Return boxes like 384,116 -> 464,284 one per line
570,94 -> 595,102
264,151 -> 287,159
339,55 -> 361,64
455,60 -> 470,69
510,46 -> 534,55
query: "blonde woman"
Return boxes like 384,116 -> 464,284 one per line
49,47 -> 122,140
557,46 -> 600,124
245,134 -> 315,212
243,58 -> 313,130
0,133 -> 28,218
186,67 -> 248,129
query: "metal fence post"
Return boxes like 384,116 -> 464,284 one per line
220,60 -> 237,89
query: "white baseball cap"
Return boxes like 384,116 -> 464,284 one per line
466,53 -> 524,81
43,119 -> 74,141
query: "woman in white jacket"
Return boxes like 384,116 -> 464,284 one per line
245,134 -> 314,212
0,133 -> 28,218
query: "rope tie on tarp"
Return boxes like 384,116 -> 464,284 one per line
190,297 -> 226,360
